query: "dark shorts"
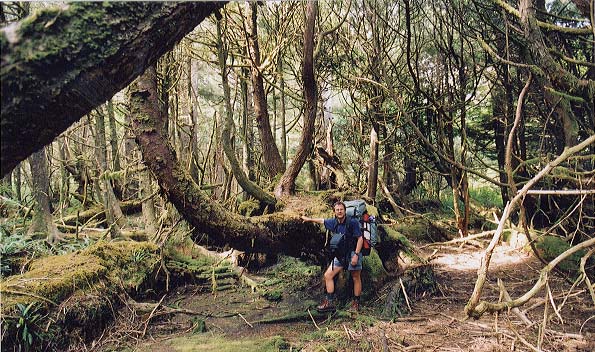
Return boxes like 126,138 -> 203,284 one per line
333,251 -> 363,271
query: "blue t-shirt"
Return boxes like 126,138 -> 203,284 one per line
324,217 -> 362,251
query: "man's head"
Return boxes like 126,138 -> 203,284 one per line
333,201 -> 346,222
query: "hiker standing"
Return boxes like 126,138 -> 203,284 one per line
301,201 -> 363,312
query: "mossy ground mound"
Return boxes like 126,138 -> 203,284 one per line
1,240 -> 160,350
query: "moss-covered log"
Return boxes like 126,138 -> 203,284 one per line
0,241 -> 235,350
0,1 -> 225,176
0,241 -> 160,349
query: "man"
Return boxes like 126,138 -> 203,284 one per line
301,201 -> 363,312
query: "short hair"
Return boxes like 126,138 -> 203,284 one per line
333,201 -> 346,210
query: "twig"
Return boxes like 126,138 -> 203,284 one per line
497,278 -> 533,326
507,318 -> 541,352
238,313 -> 253,328
423,230 -> 497,248
141,294 -> 166,338
343,324 -> 353,340
580,248 -> 595,305
580,315 -> 595,335
0,288 -> 58,306
546,281 -> 563,323
400,278 -> 412,311
538,288 -> 548,349
307,308 -> 320,330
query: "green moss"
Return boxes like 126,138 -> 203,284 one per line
160,335 -> 290,352
362,250 -> 387,292
0,241 -> 163,350
1,241 -> 159,314
534,236 -> 584,273
238,200 -> 260,216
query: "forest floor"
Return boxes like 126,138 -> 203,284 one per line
89,240 -> 594,352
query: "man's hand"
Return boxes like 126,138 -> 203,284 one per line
351,253 -> 358,266
301,215 -> 309,222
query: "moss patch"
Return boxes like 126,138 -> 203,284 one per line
534,235 -> 584,273
160,334 -> 290,352
0,241 -> 159,350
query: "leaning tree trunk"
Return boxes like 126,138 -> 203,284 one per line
27,148 -> 62,243
274,0 -> 318,197
216,13 -> 275,206
129,65 -> 278,254
246,2 -> 285,178
1,1 -> 225,177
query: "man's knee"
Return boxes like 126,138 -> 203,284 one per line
324,270 -> 336,281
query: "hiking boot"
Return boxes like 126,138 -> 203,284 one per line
316,298 -> 336,312
349,300 -> 360,312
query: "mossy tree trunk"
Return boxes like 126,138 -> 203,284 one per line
129,65 -> 280,254
93,108 -> 125,238
1,1 -> 225,177
27,148 -> 62,243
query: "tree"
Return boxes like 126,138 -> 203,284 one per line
27,148 -> 62,243
274,0 -> 318,197
245,2 -> 285,178
1,1 -> 224,176
216,10 -> 276,206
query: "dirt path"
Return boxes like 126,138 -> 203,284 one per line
92,242 -> 594,352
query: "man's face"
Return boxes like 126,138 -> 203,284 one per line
334,204 -> 346,221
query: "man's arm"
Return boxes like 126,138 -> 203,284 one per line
301,216 -> 324,224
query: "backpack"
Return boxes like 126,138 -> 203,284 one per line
329,229 -> 349,266
344,200 -> 378,256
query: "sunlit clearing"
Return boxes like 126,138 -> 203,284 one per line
432,244 -> 530,271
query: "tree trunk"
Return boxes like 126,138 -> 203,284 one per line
1,1 -> 224,177
492,83 -> 510,204
216,13 -> 276,206
240,62 -> 256,199
93,109 -> 125,238
246,2 -> 285,178
366,121 -> 380,200
27,148 -> 62,243
519,0 -> 588,148
11,164 -> 21,203
129,65 -> 278,253
141,171 -> 157,236
274,0 -> 318,197
278,55 -> 287,167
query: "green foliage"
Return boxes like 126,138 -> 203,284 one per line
534,236 -> 584,273
440,185 -> 502,214
191,317 -> 206,334
3,302 -> 50,352
0,231 -> 95,277
260,256 -> 319,297
470,186 -> 502,208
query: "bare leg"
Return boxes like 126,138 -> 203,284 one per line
351,270 -> 362,297
323,264 -> 343,294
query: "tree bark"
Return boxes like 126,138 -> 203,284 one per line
246,2 -> 285,178
366,121 -> 380,200
274,0 -> 318,197
1,1 -> 224,177
27,148 -> 62,243
93,108 -> 125,238
216,14 -> 275,206
129,65 -> 280,254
